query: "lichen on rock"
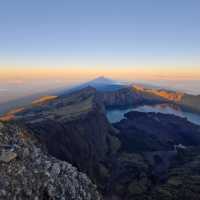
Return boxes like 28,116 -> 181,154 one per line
0,122 -> 101,200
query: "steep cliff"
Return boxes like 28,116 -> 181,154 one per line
8,87 -> 117,180
99,87 -> 164,108
132,85 -> 200,112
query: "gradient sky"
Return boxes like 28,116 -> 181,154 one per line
0,0 -> 200,102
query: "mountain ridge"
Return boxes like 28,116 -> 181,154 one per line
1,77 -> 200,117
1,86 -> 200,199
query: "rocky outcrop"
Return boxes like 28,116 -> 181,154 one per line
0,122 -> 101,200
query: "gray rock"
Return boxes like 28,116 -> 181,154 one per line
22,148 -> 30,158
47,184 -> 56,197
0,189 -> 6,196
51,163 -> 61,176
0,150 -> 17,163
0,123 -> 101,200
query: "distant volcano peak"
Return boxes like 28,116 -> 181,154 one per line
89,76 -> 115,84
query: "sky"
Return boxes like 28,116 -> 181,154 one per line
0,0 -> 200,102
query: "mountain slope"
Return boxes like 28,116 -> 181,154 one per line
114,111 -> 200,152
6,87 -> 117,179
131,85 -> 200,112
1,86 -> 200,199
99,86 -> 167,108
99,83 -> 200,113
2,77 -> 199,117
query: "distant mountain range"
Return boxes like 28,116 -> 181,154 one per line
0,76 -> 200,116
0,76 -> 124,115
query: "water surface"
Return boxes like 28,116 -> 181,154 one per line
106,103 -> 200,125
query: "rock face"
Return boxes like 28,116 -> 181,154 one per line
0,122 -> 101,200
26,107 -> 113,178
99,87 -> 164,107
99,86 -> 200,113
132,86 -> 200,113
8,87 -> 116,179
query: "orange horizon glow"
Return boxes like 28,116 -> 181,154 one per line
1,65 -> 200,83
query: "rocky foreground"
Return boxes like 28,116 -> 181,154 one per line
0,121 -> 101,200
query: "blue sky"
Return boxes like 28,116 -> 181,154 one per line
0,0 -> 200,66
0,0 -> 200,103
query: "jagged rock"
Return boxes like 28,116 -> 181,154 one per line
0,122 -> 101,200
51,163 -> 61,176
0,150 -> 17,163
